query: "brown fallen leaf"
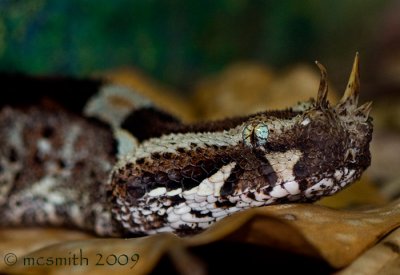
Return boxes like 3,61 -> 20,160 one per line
337,227 -> 400,275
3,199 -> 400,274
187,199 -> 400,268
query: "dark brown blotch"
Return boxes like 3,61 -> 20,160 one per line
168,195 -> 185,204
151,152 -> 161,160
168,169 -> 182,182
220,168 -> 240,197
142,171 -> 165,190
258,164 -> 278,186
136,158 -> 145,165
181,165 -> 195,178
198,159 -> 217,174
220,155 -> 232,164
162,152 -> 173,159
58,159 -> 67,169
190,166 -> 207,182
219,180 -> 236,197
294,162 -> 308,178
215,199 -> 236,208
298,179 -> 309,191
247,192 -> 256,200
33,150 -> 43,164
182,178 -> 200,190
141,171 -> 154,184
42,126 -> 54,138
190,210 -> 212,218
125,177 -> 147,200
262,185 -> 273,195
8,148 -> 18,162
175,224 -> 204,236
165,180 -> 182,190
154,171 -> 169,185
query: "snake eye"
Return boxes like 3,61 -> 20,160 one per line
254,124 -> 269,145
242,123 -> 269,147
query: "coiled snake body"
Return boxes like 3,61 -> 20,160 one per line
0,56 -> 373,236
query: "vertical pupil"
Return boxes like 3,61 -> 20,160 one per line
242,123 -> 268,147
251,130 -> 256,145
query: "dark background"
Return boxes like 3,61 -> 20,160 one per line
0,0 -> 397,94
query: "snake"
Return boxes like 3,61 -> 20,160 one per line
0,55 -> 373,236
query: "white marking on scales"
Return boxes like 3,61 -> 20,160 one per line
194,162 -> 237,196
265,150 -> 302,185
283,181 -> 301,195
166,188 -> 182,196
119,126 -> 244,170
148,187 -> 167,197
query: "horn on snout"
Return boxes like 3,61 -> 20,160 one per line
315,61 -> 329,109
336,53 -> 360,112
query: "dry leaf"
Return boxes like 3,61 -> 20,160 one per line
337,227 -> 400,275
3,199 -> 400,274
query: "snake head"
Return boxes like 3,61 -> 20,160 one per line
239,53 -> 373,201
110,54 -> 373,236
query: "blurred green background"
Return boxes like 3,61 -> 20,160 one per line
0,0 -> 396,91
